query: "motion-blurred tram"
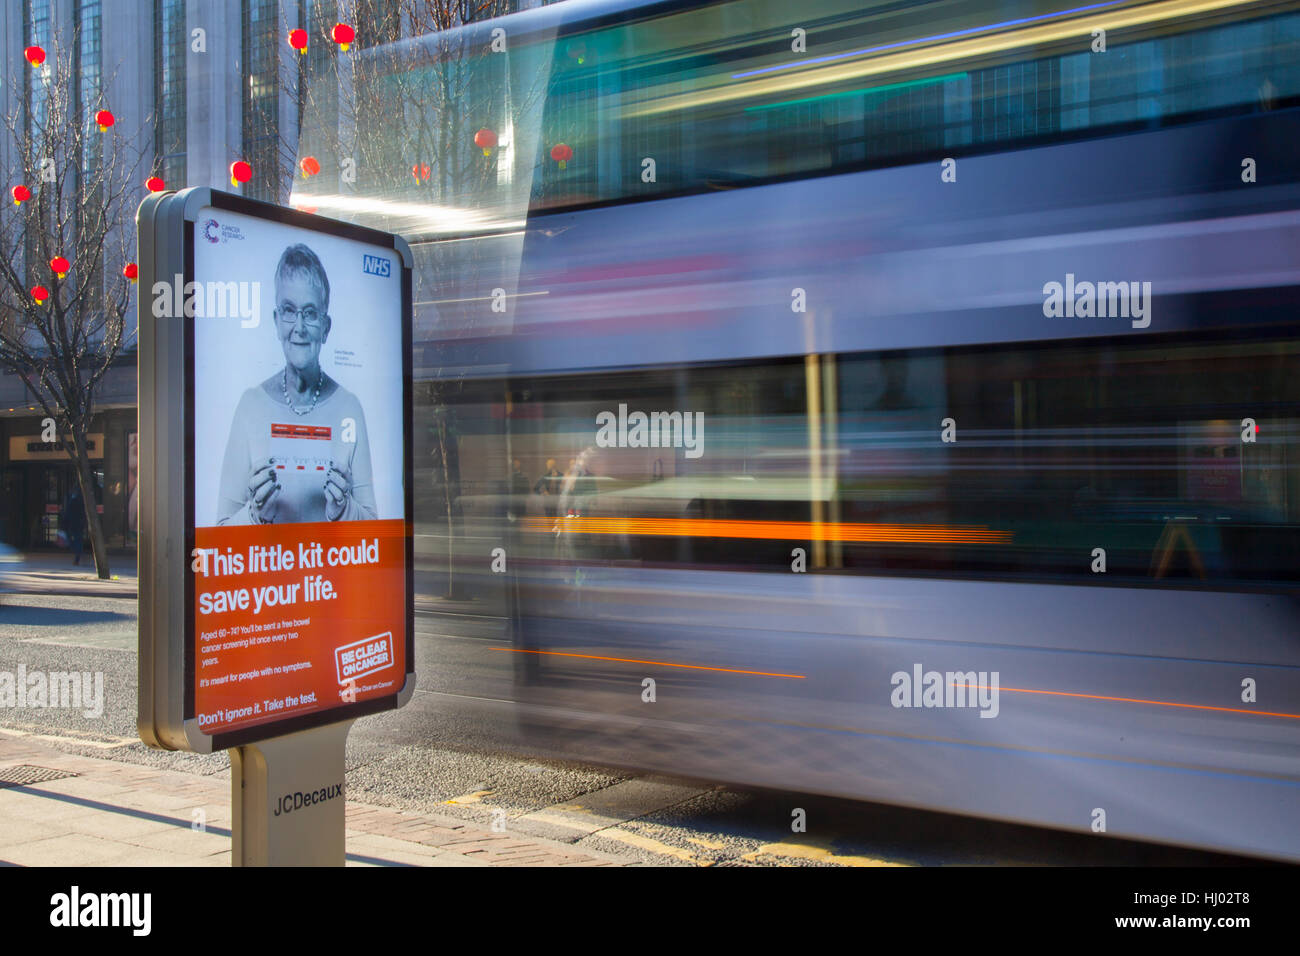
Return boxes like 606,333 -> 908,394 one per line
300,0 -> 1300,861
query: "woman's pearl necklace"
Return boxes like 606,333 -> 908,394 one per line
283,368 -> 323,415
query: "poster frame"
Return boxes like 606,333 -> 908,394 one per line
138,186 -> 415,753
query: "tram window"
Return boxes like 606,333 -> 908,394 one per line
334,3 -> 1300,234
468,332 -> 1298,590
523,6 -> 1300,211
833,337 -> 1299,585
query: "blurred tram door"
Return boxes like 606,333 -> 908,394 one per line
504,387 -> 540,686
805,353 -> 841,569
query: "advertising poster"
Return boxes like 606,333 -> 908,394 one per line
188,204 -> 408,740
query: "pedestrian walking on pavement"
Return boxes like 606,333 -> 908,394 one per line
533,458 -> 563,518
62,486 -> 86,565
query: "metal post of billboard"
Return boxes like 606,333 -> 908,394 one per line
231,719 -> 354,866
137,187 -> 416,868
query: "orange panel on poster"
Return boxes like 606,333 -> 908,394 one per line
192,518 -> 405,736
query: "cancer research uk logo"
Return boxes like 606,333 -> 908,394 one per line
201,217 -> 245,244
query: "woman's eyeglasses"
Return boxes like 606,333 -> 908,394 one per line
276,304 -> 325,328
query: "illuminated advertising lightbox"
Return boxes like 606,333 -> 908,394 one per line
181,191 -> 413,749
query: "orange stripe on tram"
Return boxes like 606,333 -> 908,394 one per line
491,647 -> 806,679
520,516 -> 1012,544
955,684 -> 1300,720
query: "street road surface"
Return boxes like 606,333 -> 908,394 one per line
0,589 -> 1265,866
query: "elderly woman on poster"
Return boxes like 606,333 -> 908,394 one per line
215,243 -> 377,525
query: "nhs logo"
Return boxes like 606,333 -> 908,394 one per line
362,254 -> 391,277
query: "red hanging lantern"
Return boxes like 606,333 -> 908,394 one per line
50,256 -> 70,279
474,128 -> 498,157
299,156 -> 320,178
332,23 -> 355,51
288,28 -> 308,54
95,109 -> 115,132
550,143 -> 573,170
24,46 -> 45,68
11,185 -> 31,206
30,285 -> 49,305
411,162 -> 431,183
229,160 -> 252,187
123,262 -> 138,283
145,176 -> 165,192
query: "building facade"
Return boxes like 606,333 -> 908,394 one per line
0,0 -> 543,552
0,0 -> 152,550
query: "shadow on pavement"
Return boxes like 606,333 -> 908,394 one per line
0,604 -> 135,627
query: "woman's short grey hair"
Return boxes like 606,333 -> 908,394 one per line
275,243 -> 330,313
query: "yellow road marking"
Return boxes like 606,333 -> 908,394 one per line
687,836 -> 726,850
444,789 -> 494,805
743,839 -> 908,867
598,827 -> 712,865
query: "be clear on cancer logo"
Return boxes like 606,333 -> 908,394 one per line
335,632 -> 394,687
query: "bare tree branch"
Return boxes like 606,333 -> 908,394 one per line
0,39 -> 148,577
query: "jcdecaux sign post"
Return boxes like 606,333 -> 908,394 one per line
137,188 -> 415,864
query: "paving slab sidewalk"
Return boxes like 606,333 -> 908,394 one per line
0,553 -> 137,599
0,734 -> 631,867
